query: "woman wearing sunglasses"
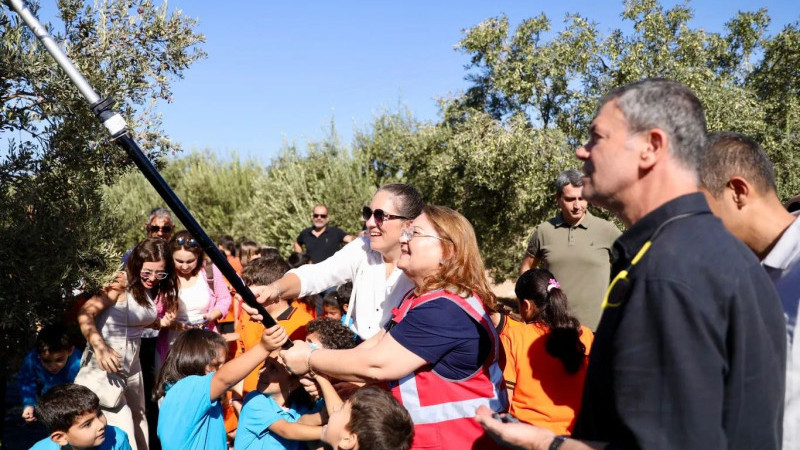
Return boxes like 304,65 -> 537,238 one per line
152,231 -> 233,361
77,237 -> 178,450
245,183 -> 422,341
280,205 -> 507,449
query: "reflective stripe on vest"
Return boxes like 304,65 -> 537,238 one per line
391,290 -> 508,424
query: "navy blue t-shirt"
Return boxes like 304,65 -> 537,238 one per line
390,297 -> 491,380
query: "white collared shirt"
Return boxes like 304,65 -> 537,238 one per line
762,215 -> 800,450
290,236 -> 415,339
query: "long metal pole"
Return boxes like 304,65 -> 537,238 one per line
5,0 -> 285,342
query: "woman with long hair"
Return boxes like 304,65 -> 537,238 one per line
77,238 -> 178,450
501,269 -> 594,434
280,205 -> 507,449
246,183 -> 424,341
155,230 -> 232,362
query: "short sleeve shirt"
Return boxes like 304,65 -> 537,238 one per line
30,425 -> 131,450
158,373 -> 226,450
390,297 -> 491,380
234,392 -> 319,450
526,212 -> 620,330
296,226 -> 348,263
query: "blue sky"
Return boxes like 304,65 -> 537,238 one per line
10,1 -> 800,163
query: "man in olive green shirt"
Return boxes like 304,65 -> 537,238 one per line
520,169 -> 621,330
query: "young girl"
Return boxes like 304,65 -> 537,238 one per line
156,231 -> 232,362
155,326 -> 288,450
77,238 -> 178,450
500,269 -> 594,435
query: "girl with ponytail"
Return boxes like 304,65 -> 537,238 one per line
500,269 -> 594,435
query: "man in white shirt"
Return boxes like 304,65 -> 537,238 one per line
700,131 -> 799,450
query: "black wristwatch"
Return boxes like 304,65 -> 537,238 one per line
549,435 -> 569,450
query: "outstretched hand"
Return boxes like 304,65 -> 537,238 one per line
474,405 -> 555,450
261,324 -> 288,352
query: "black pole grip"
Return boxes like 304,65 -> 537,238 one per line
113,134 -> 292,349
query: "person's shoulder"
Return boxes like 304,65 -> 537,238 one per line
28,437 -> 57,450
103,425 -> 131,450
297,227 -> 313,239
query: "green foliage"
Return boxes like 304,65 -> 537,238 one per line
0,0 -> 204,376
232,133 -> 375,257
357,0 -> 799,282
101,151 -> 262,250
103,132 -> 375,260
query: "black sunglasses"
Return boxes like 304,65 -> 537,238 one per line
362,206 -> 409,227
175,236 -> 199,248
148,225 -> 173,233
313,214 -> 328,219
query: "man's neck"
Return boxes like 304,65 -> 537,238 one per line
312,225 -> 327,235
744,200 -> 797,260
615,162 -> 698,227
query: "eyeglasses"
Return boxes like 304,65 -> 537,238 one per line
401,228 -> 448,242
140,270 -> 169,281
362,206 -> 409,228
313,214 -> 328,219
147,225 -> 173,233
175,236 -> 199,248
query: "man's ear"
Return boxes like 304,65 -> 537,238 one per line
50,431 -> 69,446
640,128 -> 668,170
338,430 -> 358,450
342,303 -> 349,313
727,176 -> 751,209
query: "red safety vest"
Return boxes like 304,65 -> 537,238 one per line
388,289 -> 507,449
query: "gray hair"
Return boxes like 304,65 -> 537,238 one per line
601,78 -> 707,174
554,169 -> 584,196
700,132 -> 776,197
147,207 -> 172,224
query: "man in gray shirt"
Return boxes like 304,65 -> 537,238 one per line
700,131 -> 799,449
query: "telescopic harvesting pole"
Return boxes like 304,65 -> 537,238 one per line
4,0 -> 287,344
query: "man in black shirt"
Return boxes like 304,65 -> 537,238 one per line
476,79 -> 786,450
294,204 -> 354,263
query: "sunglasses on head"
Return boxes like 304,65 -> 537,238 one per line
313,214 -> 328,219
140,270 -> 168,281
148,225 -> 173,233
175,236 -> 199,248
362,206 -> 409,227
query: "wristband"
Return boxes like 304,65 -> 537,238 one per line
271,283 -> 282,300
549,435 -> 569,450
307,348 -> 318,377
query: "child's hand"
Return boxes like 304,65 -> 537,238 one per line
261,324 -> 288,351
21,406 -> 35,422
299,376 -> 320,400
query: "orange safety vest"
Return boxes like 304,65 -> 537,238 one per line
388,289 -> 507,449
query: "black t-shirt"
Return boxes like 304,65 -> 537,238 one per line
572,193 -> 786,449
296,226 -> 347,263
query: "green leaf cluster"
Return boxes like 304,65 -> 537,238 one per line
0,0 -> 204,375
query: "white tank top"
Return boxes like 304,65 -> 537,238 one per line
95,290 -> 157,341
177,274 -> 211,325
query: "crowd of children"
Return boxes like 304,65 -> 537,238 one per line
16,229 -> 596,450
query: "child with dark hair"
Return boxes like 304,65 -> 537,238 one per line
234,318 -> 357,449
501,269 -> 594,434
321,282 -> 354,331
155,326 -> 287,450
30,383 -> 131,450
316,384 -> 414,450
306,318 -> 357,350
286,252 -> 318,318
17,324 -> 83,423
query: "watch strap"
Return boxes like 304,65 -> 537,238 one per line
549,435 -> 569,450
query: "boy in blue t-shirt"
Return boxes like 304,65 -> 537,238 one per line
234,353 -> 322,450
17,323 -> 82,423
29,383 -> 131,450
